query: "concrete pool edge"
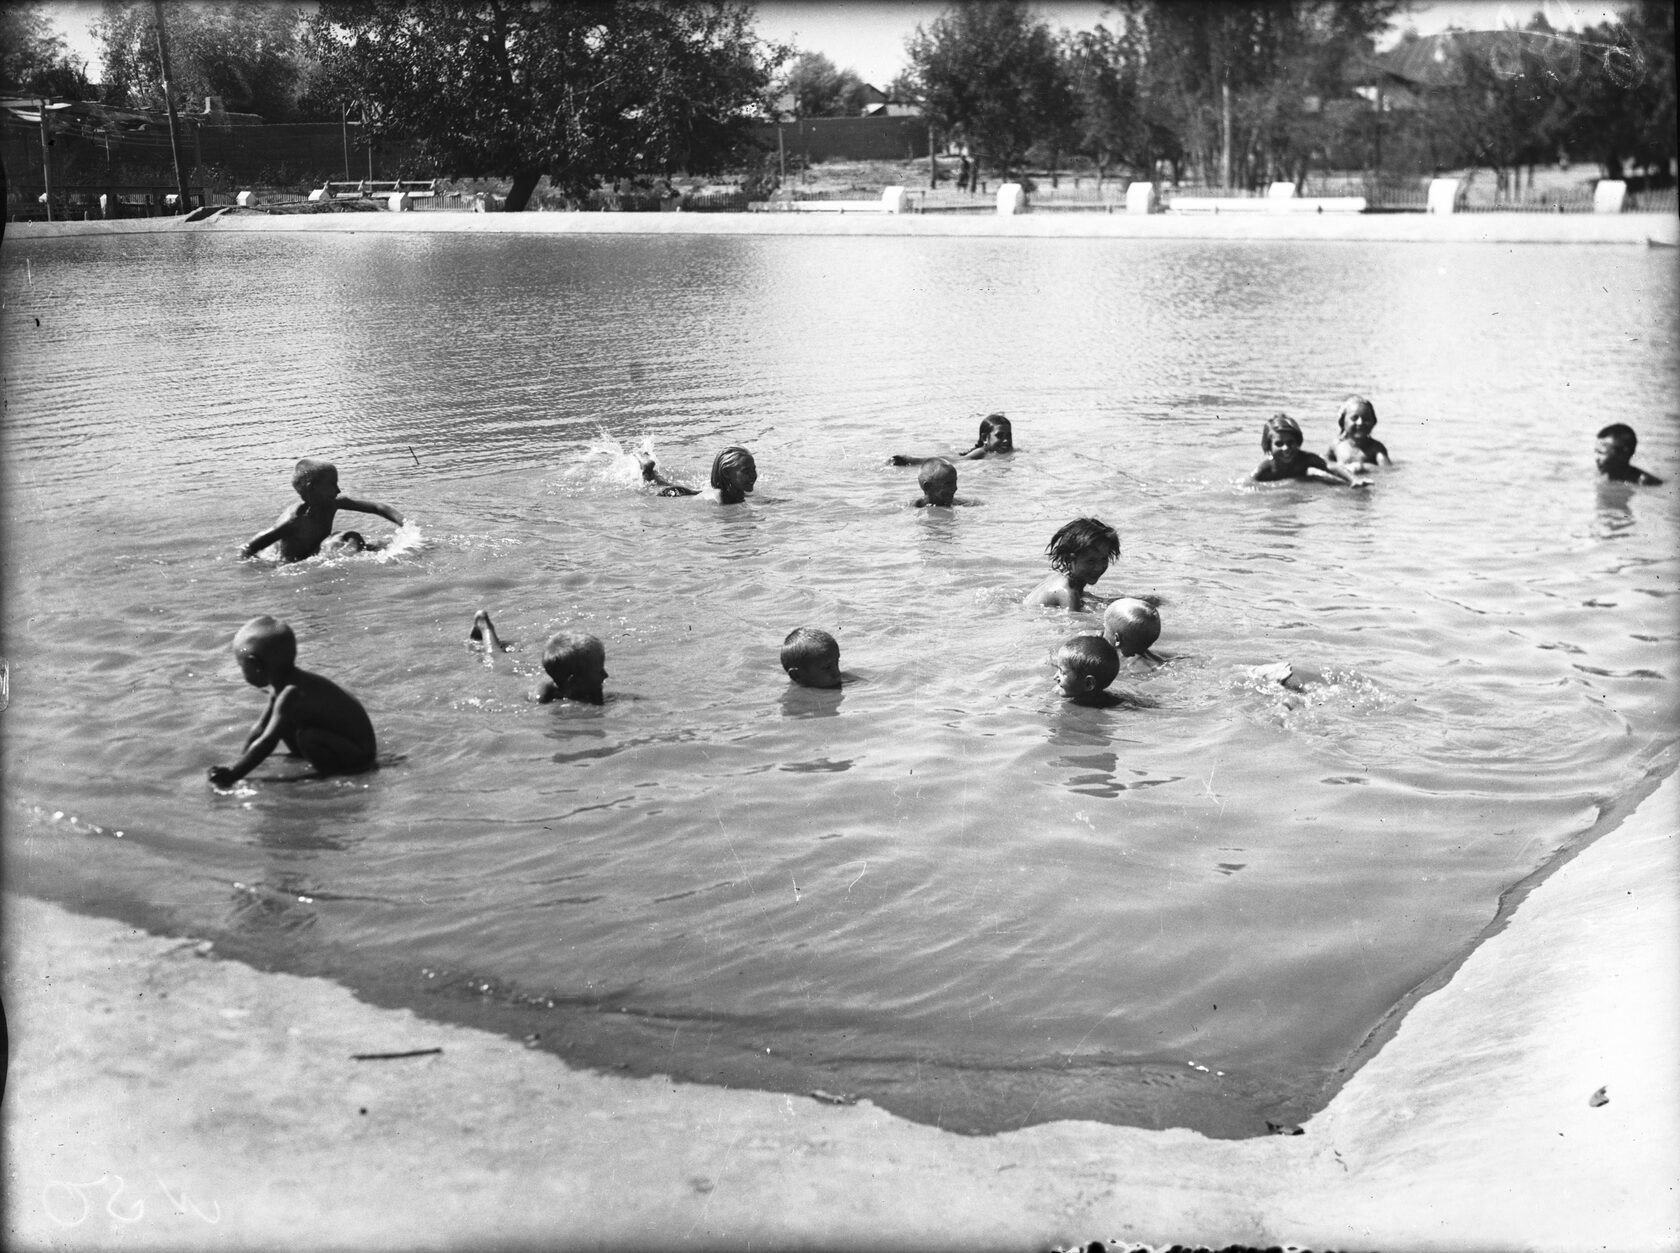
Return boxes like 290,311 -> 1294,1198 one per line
4,773 -> 1675,1251
6,208 -> 1678,245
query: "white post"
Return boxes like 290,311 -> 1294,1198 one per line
997,182 -> 1026,214
881,185 -> 910,214
1593,180 -> 1627,213
1426,178 -> 1460,214
1125,181 -> 1156,214
236,190 -> 255,207
387,191 -> 412,212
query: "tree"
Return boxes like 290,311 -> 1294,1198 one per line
905,1 -> 1073,184
779,50 -> 867,117
1,3 -> 95,98
304,0 -> 782,210
94,1 -> 307,119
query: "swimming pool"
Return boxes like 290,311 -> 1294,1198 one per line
3,229 -> 1674,1137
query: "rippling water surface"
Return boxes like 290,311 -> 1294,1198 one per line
3,229 -> 1675,1136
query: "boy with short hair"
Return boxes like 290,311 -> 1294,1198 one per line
538,631 -> 608,704
1595,423 -> 1663,485
914,458 -> 960,508
1053,634 -> 1124,707
207,615 -> 377,787
1023,516 -> 1121,610
241,458 -> 405,562
781,627 -> 843,689
1102,597 -> 1163,664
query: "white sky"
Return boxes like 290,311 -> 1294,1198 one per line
46,0 -> 1632,89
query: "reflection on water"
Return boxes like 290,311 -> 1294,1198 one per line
2,230 -> 1676,1138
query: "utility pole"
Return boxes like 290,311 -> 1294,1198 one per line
153,0 -> 192,211
37,97 -> 54,221
341,102 -> 351,181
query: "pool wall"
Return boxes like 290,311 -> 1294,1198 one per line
8,208 -> 1678,245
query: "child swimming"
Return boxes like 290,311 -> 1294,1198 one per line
1053,634 -> 1129,708
240,458 -> 405,562
1102,597 -> 1163,664
1325,395 -> 1391,470
1595,423 -> 1664,485
638,446 -> 758,504
1252,414 -> 1366,487
207,615 -> 376,787
467,612 -> 604,703
888,412 -> 1013,465
1023,517 -> 1121,610
913,458 -> 961,507
781,627 -> 843,689
538,631 -> 608,704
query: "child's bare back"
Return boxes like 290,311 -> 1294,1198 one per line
208,616 -> 376,787
241,458 -> 404,562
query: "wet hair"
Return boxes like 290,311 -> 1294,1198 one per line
1337,395 -> 1377,435
1045,517 -> 1120,574
1102,598 -> 1160,656
542,632 -> 606,686
330,531 -> 367,553
780,626 -> 840,673
918,457 -> 957,500
969,412 -> 1013,452
233,615 -> 297,670
710,446 -> 756,490
1261,414 -> 1304,452
1056,634 -> 1119,690
291,458 -> 339,497
1596,423 -> 1637,452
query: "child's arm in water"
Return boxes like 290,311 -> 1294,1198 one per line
1304,452 -> 1368,487
208,685 -> 295,786
239,507 -> 301,558
335,494 -> 405,527
637,453 -> 701,496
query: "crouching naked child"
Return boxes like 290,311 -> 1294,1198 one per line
241,458 -> 405,562
207,616 -> 376,787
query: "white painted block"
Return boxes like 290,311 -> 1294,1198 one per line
1125,181 -> 1155,214
997,182 -> 1026,215
236,190 -> 255,207
881,185 -> 910,214
387,191 -> 412,211
1427,178 -> 1460,214
1593,180 -> 1627,213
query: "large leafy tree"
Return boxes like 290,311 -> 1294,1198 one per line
94,1 -> 308,118
1,3 -> 95,98
304,0 -> 782,209
905,0 -> 1073,183
778,50 -> 868,117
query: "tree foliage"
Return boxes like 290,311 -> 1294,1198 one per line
1,3 -> 95,98
94,1 -> 307,119
904,0 -> 1073,180
304,0 -> 782,208
778,50 -> 867,117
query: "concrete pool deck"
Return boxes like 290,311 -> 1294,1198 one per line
4,770 -> 1675,1251
7,206 -> 1679,246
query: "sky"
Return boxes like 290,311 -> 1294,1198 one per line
45,0 -> 1633,89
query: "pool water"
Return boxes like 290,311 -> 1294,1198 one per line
3,229 -> 1675,1137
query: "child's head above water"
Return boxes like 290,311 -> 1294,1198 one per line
1260,413 -> 1304,454
971,412 -> 1013,453
291,458 -> 339,501
1054,633 -> 1120,704
917,458 -> 958,506
1595,422 -> 1637,466
781,626 -> 842,689
1046,516 -> 1120,580
710,446 -> 757,500
541,631 -> 608,704
232,614 -> 297,686
1336,395 -> 1377,436
1102,598 -> 1160,657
